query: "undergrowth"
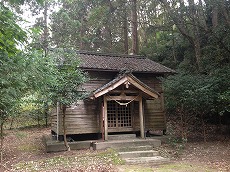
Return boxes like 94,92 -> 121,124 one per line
14,149 -> 124,171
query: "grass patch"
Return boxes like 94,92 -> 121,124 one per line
17,144 -> 40,152
154,162 -> 216,172
95,148 -> 125,165
119,165 -> 153,172
15,130 -> 28,139
14,149 -> 123,171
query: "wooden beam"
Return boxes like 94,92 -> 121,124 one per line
109,90 -> 139,94
93,74 -> 159,99
101,102 -> 104,140
104,95 -> 108,141
106,95 -> 139,101
94,77 -> 128,98
128,77 -> 159,98
139,94 -> 144,138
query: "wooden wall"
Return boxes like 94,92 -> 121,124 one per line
144,95 -> 166,131
133,73 -> 163,93
51,100 -> 101,135
132,96 -> 166,131
81,71 -> 117,92
132,73 -> 166,131
51,71 -> 166,136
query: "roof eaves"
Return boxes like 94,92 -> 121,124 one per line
90,73 -> 160,99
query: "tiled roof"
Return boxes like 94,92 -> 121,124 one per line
77,51 -> 176,74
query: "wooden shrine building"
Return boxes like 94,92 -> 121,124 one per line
51,52 -> 175,141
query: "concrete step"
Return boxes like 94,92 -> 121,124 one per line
108,134 -> 136,140
93,139 -> 161,150
124,156 -> 170,165
119,150 -> 159,158
118,145 -> 153,152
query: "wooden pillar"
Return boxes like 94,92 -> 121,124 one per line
104,96 -> 108,141
139,95 -> 144,139
161,93 -> 167,134
101,102 -> 104,140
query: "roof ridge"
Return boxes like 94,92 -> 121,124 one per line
77,50 -> 146,59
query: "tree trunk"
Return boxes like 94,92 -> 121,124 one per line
201,114 -> 207,142
106,0 -> 113,52
105,25 -> 113,52
0,121 -> 4,163
172,28 -> 177,62
123,10 -> 129,54
43,0 -> 49,57
193,38 -> 202,71
131,0 -> 138,54
45,112 -> 48,128
62,105 -> 70,151
218,114 -> 222,135
37,116 -> 40,126
160,0 -> 202,71
10,118 -> 14,130
212,5 -> 218,28
220,0 -> 230,27
80,17 -> 84,50
43,102 -> 48,128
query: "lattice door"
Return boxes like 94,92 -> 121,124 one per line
107,100 -> 132,128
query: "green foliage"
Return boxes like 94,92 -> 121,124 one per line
51,0 -> 134,53
164,74 -> 214,114
0,3 -> 26,55
0,53 -> 27,123
48,49 -> 87,106
164,69 -> 230,116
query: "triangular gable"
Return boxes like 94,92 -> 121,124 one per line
91,73 -> 160,99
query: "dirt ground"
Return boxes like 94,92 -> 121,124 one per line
0,127 -> 229,172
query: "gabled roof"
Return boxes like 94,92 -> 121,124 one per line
77,51 -> 176,74
90,73 -> 160,99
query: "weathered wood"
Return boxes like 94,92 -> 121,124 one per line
104,95 -> 108,140
94,77 -> 127,98
139,95 -> 144,138
128,77 -> 159,98
51,71 -> 167,137
133,73 -> 163,92
51,99 -> 100,135
108,127 -> 134,132
110,90 -> 139,94
100,102 -> 104,140
106,95 -> 139,101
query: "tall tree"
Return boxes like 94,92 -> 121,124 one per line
0,0 -> 46,162
131,0 -> 138,54
49,49 -> 86,150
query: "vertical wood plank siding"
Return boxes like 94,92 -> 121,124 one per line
51,71 -> 166,135
51,100 -> 100,135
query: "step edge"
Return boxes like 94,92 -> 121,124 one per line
124,156 -> 170,161
118,150 -> 158,154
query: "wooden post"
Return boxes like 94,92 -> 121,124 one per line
104,96 -> 108,141
161,93 -> 167,134
139,95 -> 144,139
101,102 -> 104,140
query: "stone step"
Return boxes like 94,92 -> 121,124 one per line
124,156 -> 170,165
119,150 -> 159,158
93,139 -> 161,150
118,145 -> 153,152
108,134 -> 136,140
